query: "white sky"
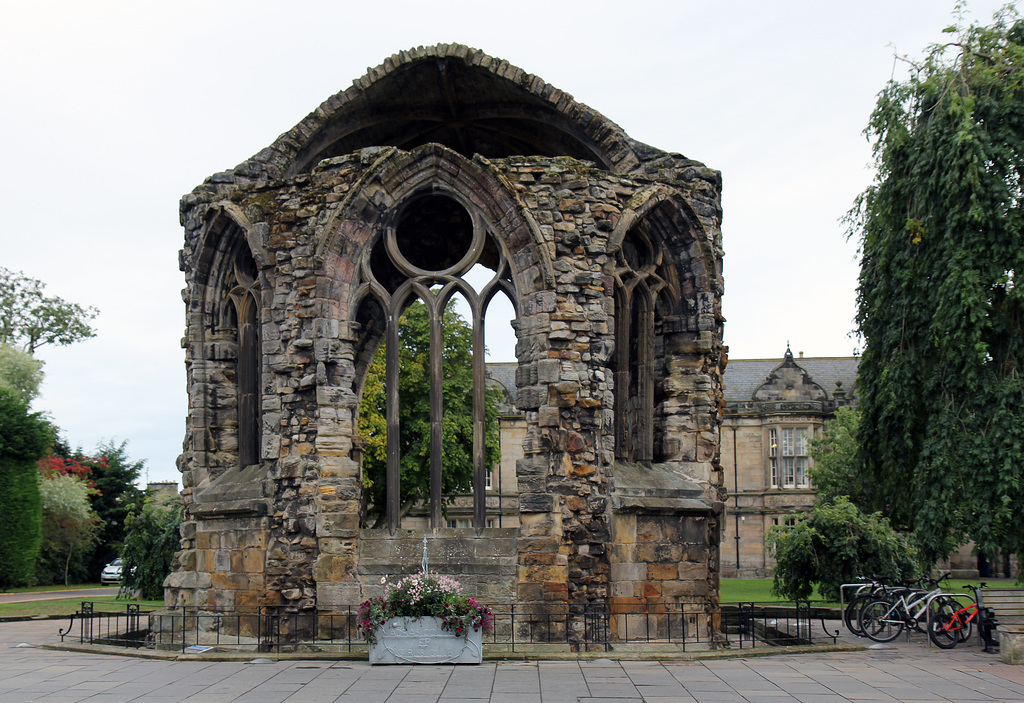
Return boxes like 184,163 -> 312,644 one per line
1,0 -> 1014,487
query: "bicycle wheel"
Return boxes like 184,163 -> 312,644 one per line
860,599 -> 904,642
844,593 -> 876,636
928,598 -> 962,649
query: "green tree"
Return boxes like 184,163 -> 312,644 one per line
35,472 -> 100,586
0,267 -> 98,354
82,441 -> 146,577
0,387 -> 50,588
0,343 -> 43,403
358,300 -> 502,527
765,497 -> 919,601
121,497 -> 183,600
808,407 -> 869,508
849,8 -> 1024,564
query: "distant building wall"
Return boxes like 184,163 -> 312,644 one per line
720,349 -> 857,578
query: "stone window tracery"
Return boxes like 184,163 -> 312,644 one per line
612,224 -> 674,463
225,250 -> 262,469
354,192 -> 517,532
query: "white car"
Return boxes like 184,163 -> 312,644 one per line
100,558 -> 123,585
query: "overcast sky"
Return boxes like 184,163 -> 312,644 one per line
1,0 -> 1015,487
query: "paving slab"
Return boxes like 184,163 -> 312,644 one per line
6,620 -> 1024,702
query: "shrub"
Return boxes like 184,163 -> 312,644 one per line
0,387 -> 50,588
765,496 -> 918,601
120,498 -> 183,600
357,572 -> 494,644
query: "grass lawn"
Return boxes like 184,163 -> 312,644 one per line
0,587 -> 163,619
0,583 -> 113,594
721,577 -> 1017,606
1,578 -> 1013,619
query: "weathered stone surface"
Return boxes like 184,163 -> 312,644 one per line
169,45 -> 725,632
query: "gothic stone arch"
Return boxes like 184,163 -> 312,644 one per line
169,45 -> 726,641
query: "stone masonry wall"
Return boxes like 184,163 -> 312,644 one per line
171,144 -> 725,628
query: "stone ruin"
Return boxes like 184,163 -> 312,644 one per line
166,44 -> 726,642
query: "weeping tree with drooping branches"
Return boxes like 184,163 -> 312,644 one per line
850,7 -> 1024,566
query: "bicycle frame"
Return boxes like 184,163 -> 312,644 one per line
929,585 -> 996,650
943,602 -> 978,632
878,587 -> 946,628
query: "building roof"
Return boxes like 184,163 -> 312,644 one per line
724,353 -> 859,403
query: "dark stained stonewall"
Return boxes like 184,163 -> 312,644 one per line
168,44 -> 726,643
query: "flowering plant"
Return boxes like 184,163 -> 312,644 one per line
357,572 -> 494,644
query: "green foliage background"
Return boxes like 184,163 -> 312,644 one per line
850,9 -> 1024,564
765,497 -> 919,601
35,473 -> 100,586
82,441 -> 146,577
121,498 -> 183,600
808,407 -> 867,507
0,387 -> 50,588
358,300 -> 502,526
0,343 -> 43,403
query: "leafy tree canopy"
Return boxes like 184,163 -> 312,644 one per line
0,267 -> 98,354
849,8 -> 1024,564
765,497 -> 919,602
36,472 -> 100,586
0,387 -> 48,588
0,343 -> 44,403
358,299 -> 502,527
48,440 -> 147,576
84,440 -> 147,575
121,497 -> 183,600
808,407 -> 869,508
0,386 -> 52,461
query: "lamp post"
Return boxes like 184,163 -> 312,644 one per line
733,426 -> 740,573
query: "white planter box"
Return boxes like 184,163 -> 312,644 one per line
369,616 -> 483,664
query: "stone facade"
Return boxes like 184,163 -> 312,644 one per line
720,350 -> 1017,580
167,45 -> 726,636
720,350 -> 858,578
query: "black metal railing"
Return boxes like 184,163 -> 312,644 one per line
59,600 -> 835,654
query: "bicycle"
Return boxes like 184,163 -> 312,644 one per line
841,575 -> 899,637
928,583 -> 997,650
859,574 -> 952,643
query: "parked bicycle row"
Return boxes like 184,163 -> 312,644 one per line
840,573 -> 998,650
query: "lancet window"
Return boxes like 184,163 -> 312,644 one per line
612,222 -> 676,464
353,192 -> 517,532
224,246 -> 262,469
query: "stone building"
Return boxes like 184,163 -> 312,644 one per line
719,349 -> 1017,580
166,45 -> 726,633
720,349 -> 858,578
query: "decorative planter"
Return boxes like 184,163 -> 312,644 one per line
369,616 -> 483,665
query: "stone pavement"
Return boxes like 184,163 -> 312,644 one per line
4,619 -> 1024,702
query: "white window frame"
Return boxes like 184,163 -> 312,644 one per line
769,426 -> 811,489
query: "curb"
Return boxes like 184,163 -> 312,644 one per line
43,641 -> 865,663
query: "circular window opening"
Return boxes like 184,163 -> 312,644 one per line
395,195 -> 473,273
621,229 -> 654,272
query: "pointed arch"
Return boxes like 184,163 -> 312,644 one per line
339,158 -> 529,532
187,208 -> 264,481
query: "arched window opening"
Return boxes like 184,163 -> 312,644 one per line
225,244 -> 261,470
615,281 -> 654,462
613,223 -> 676,464
237,293 -> 261,468
354,192 -> 517,532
